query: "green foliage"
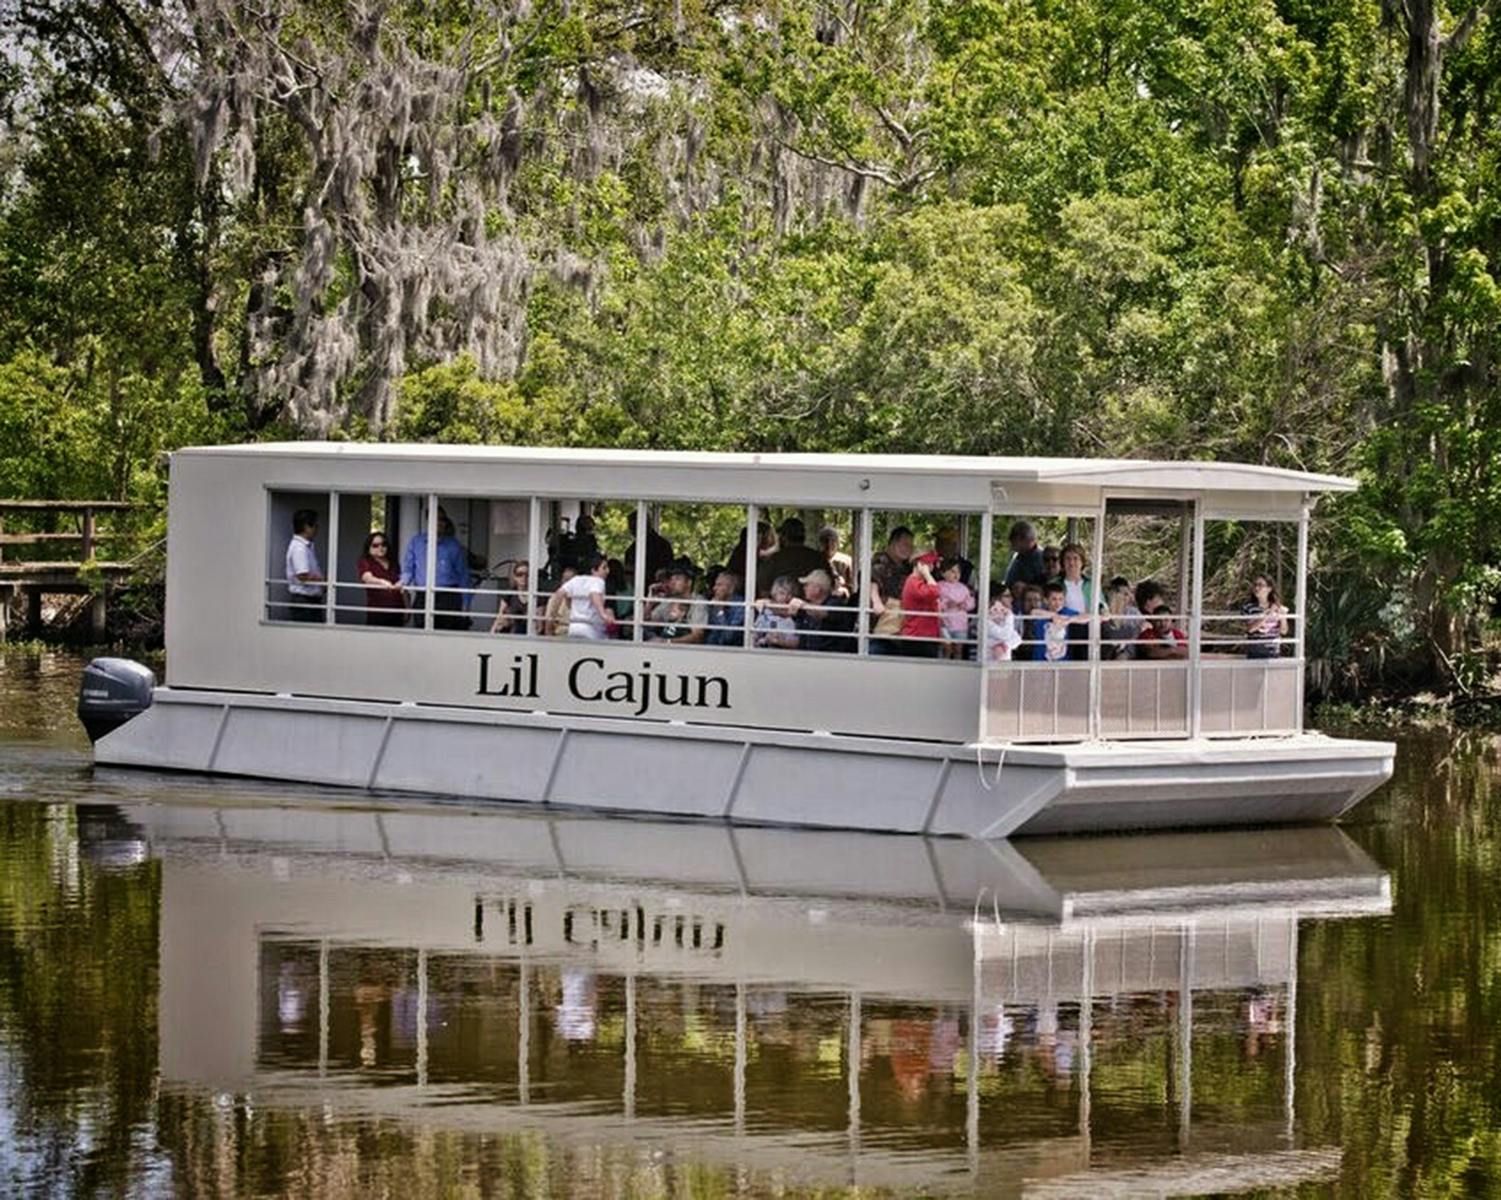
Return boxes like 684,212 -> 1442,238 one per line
3,0 -> 1501,686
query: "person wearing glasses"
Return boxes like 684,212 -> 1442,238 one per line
489,561 -> 532,635
357,531 -> 406,626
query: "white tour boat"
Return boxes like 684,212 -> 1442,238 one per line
79,442 -> 1395,836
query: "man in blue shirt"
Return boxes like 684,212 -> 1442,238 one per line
402,507 -> 471,629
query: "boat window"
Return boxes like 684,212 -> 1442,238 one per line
1200,519 -> 1300,656
330,491 -> 420,628
648,502 -> 753,646
866,510 -> 984,660
749,505 -> 860,653
265,490 -> 332,624
535,499 -> 641,638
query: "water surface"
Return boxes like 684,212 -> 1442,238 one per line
1,647 -> 1497,1197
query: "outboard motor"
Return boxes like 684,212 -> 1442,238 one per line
77,657 -> 156,743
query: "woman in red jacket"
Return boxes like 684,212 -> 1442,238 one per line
899,553 -> 943,658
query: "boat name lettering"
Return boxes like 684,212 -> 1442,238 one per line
568,656 -> 731,716
475,653 -> 731,716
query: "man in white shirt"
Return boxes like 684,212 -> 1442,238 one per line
284,509 -> 326,622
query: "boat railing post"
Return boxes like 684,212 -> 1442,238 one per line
1088,498 -> 1106,739
1188,502 -> 1205,738
744,503 -> 759,644
1295,500 -> 1310,733
634,500 -> 648,642
857,507 -> 873,657
975,509 -> 993,738
527,496 -> 542,635
423,494 -> 438,630
325,491 -> 340,625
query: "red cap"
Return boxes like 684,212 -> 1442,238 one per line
916,551 -> 941,566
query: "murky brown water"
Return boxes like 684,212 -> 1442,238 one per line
1,646 -> 1497,1197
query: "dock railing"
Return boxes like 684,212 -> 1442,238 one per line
0,500 -> 137,640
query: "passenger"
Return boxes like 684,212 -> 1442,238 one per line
758,518 -> 826,596
1018,585 -> 1047,660
899,552 -> 943,659
625,522 -> 674,580
1243,574 -> 1289,658
1041,545 -> 1062,582
1134,581 -> 1188,659
356,530 -> 404,626
646,559 -> 706,643
572,513 -> 600,566
935,527 -> 975,587
789,568 -> 855,652
1029,581 -> 1080,662
1001,521 -> 1047,590
543,564 -> 576,636
1101,576 -> 1142,658
488,560 -> 531,635
401,506 -> 471,630
557,552 -> 615,640
752,575 -> 799,648
1058,543 -> 1097,660
936,556 -> 976,659
985,582 -> 1022,662
704,570 -> 746,647
284,509 -> 326,622
868,527 -> 914,654
605,557 -> 632,628
818,525 -> 856,598
726,520 -> 775,582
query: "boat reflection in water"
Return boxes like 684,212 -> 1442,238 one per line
110,793 -> 1390,1195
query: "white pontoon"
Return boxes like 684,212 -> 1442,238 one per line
85,443 -> 1395,835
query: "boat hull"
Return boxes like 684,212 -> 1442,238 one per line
93,688 -> 1395,838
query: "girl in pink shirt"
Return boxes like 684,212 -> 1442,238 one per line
936,557 -> 976,659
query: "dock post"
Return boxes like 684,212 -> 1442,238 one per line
90,589 -> 107,641
0,584 -> 8,643
81,506 -> 96,561
25,587 -> 42,637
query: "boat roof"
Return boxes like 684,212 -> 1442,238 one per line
178,442 -> 1357,494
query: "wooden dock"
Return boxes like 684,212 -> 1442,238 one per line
0,500 -> 136,641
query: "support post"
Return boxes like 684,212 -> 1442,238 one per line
975,509 -> 994,740
423,494 -> 438,630
527,496 -> 542,635
1285,918 -> 1299,1142
744,503 -> 760,638
325,491 -> 340,624
1188,503 -> 1205,738
318,936 -> 330,1078
1295,501 -> 1310,732
80,506 -> 96,562
1089,499 -> 1107,739
90,592 -> 107,641
847,991 -> 862,1158
857,507 -> 873,656
25,588 -> 42,637
634,500 -> 649,642
518,954 -> 531,1105
0,584 -> 8,644
416,947 -> 428,1088
1178,924 -> 1195,1151
734,982 -> 747,1136
624,971 -> 637,1120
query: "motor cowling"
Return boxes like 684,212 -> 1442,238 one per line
78,657 -> 156,743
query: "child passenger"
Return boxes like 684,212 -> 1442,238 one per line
1032,581 -> 1081,663
752,575 -> 799,649
985,582 -> 1023,662
937,556 -> 976,659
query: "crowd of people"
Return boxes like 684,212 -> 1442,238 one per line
281,509 -> 1291,661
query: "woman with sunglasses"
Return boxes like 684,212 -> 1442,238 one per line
357,531 -> 406,626
489,560 -> 532,635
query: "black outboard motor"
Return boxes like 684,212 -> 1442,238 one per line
77,657 -> 156,743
